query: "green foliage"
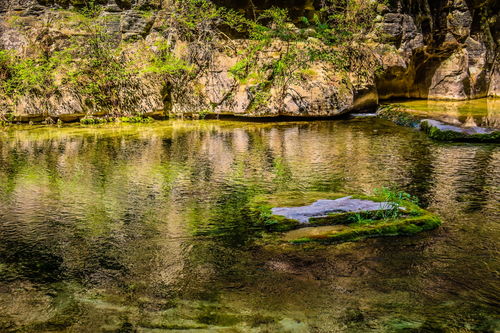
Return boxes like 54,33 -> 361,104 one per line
169,0 -> 220,38
1,14 -> 129,116
0,112 -> 14,126
119,116 -> 154,123
78,0 -> 102,18
228,58 -> 251,82
247,86 -> 272,112
52,0 -> 103,17
314,0 -> 383,45
227,7 -> 310,111
0,49 -> 65,97
373,187 -> 419,219
197,109 -> 210,119
80,116 -> 154,125
226,1 -> 383,111
142,41 -> 193,76
1,0 -> 385,120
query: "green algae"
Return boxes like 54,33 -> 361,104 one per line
249,191 -> 441,244
377,105 -> 421,128
378,103 -> 500,143
80,116 -> 154,125
249,191 -> 353,231
393,98 -> 499,126
290,213 -> 441,244
420,120 -> 500,143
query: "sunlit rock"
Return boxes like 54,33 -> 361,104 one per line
249,191 -> 441,244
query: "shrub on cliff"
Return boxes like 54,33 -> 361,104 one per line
0,0 -> 386,118
225,1 -> 384,112
0,14 -> 132,116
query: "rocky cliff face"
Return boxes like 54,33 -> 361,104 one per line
0,0 -> 498,121
377,0 -> 499,100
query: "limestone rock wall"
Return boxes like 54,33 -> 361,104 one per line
0,0 -> 498,121
377,0 -> 499,100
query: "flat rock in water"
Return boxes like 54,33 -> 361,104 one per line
283,225 -> 349,241
271,196 -> 393,223
421,119 -> 495,135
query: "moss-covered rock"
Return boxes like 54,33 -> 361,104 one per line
248,191 -> 441,244
420,120 -> 500,143
79,115 -> 154,125
377,105 -> 421,128
377,105 -> 500,143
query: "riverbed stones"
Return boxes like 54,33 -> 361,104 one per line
249,192 -> 441,244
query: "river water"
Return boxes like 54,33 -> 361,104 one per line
391,98 -> 500,129
0,117 -> 498,332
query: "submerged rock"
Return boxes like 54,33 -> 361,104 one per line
249,191 -> 441,244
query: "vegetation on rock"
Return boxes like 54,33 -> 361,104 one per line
377,104 -> 421,128
377,105 -> 500,143
0,0 -> 387,122
248,189 -> 441,244
79,116 -> 154,124
420,120 -> 500,143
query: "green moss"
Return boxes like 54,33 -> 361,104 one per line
249,191 -> 442,244
420,121 -> 500,143
79,116 -> 154,125
248,191 -> 349,231
379,105 -> 500,143
297,213 -> 441,244
119,116 -> 154,123
377,105 -> 420,128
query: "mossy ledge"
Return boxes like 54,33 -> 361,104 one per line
80,116 -> 155,125
377,105 -> 421,128
420,120 -> 500,143
377,106 -> 500,143
248,191 -> 441,244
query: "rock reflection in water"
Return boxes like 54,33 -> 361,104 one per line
393,98 -> 500,129
0,119 -> 498,332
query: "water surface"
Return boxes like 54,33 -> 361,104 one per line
0,119 -> 498,332
392,98 -> 500,129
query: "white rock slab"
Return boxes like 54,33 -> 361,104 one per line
271,196 -> 395,223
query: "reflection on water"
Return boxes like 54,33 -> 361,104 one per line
0,119 -> 499,332
393,98 -> 500,129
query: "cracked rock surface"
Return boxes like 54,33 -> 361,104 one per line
271,197 -> 394,223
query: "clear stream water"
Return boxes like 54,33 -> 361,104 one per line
0,116 -> 499,332
392,98 -> 500,129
